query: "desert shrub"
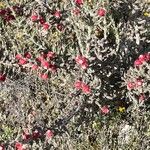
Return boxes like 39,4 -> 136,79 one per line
0,0 -> 150,149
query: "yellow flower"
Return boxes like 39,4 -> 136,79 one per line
118,106 -> 125,112
92,121 -> 97,129
144,12 -> 150,17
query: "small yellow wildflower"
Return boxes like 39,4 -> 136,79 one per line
118,106 -> 125,113
144,12 -> 150,17
92,121 -> 97,129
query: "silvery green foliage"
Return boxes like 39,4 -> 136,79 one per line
0,0 -> 150,149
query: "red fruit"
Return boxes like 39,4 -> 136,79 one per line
127,82 -> 136,90
72,8 -> 81,16
32,130 -> 41,139
139,94 -> 145,102
49,64 -> 57,72
4,14 -> 15,22
138,54 -> 146,62
75,0 -> 83,5
0,145 -> 4,150
57,24 -> 64,31
75,56 -> 87,65
137,53 -> 150,63
18,58 -> 27,65
0,9 -> 7,16
101,105 -> 109,114
144,52 -> 150,61
42,53 -> 47,58
42,23 -> 50,30
74,80 -> 82,90
81,62 -> 88,69
54,10 -> 61,18
97,8 -> 106,17
135,79 -> 143,87
40,73 -> 48,80
0,74 -> 6,82
31,64 -> 39,70
15,142 -> 24,150
134,59 -> 143,67
81,83 -> 91,94
39,16 -> 45,24
41,60 -> 50,69
47,51 -> 55,59
12,6 -> 21,12
46,130 -> 54,139
24,52 -> 31,59
75,56 -> 88,69
15,54 -> 22,60
31,15 -> 38,21
36,57 -> 42,62
22,131 -> 31,141
75,56 -> 82,64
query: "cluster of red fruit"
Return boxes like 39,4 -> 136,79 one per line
31,14 -> 50,30
72,8 -> 81,16
1,54 -> 90,82
127,78 -> 146,102
127,78 -> 143,90
15,51 -> 56,80
127,53 -> 150,102
0,5 -> 22,22
75,0 -> 83,5
31,10 -> 64,31
0,73 -> 6,82
74,80 -> 91,94
100,105 -> 110,114
75,55 -> 89,69
74,79 -> 110,113
74,0 -> 106,17
0,129 -> 53,150
134,52 -> 150,67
